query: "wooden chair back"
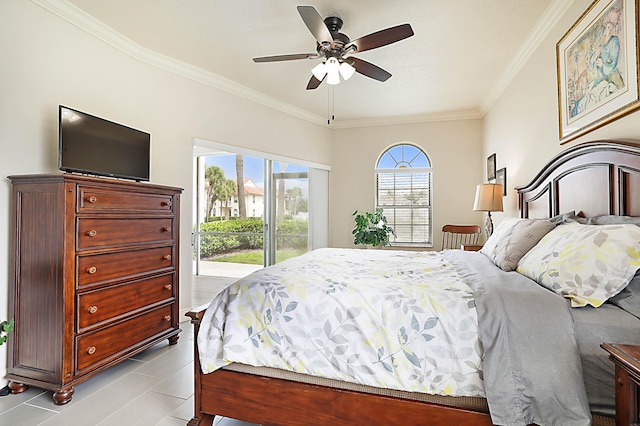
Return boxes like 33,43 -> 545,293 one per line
441,224 -> 482,250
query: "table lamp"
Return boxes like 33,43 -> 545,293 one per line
473,183 -> 504,237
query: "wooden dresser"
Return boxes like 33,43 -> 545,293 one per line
6,174 -> 182,405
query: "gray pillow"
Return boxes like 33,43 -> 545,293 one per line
549,211 -> 586,224
480,218 -> 556,272
586,215 -> 640,226
609,270 -> 640,319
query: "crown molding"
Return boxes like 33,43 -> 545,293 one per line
327,109 -> 484,129
33,0 -> 568,129
32,0 -> 327,126
480,0 -> 575,114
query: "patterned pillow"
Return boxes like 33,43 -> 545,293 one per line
516,223 -> 640,307
480,218 -> 556,272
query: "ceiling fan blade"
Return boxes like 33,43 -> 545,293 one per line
347,23 -> 414,53
306,75 -> 324,90
350,57 -> 392,82
253,53 -> 317,63
297,6 -> 334,48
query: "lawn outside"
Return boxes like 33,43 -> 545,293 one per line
206,248 -> 307,265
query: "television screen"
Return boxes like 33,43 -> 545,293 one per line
58,106 -> 150,181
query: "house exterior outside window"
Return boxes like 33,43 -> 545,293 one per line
210,178 -> 265,219
376,143 -> 432,247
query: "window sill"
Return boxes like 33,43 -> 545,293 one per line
387,243 -> 433,250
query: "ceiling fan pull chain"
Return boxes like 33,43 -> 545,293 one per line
332,89 -> 335,122
327,85 -> 336,125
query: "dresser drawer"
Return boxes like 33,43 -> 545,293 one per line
76,304 -> 174,374
77,246 -> 173,288
77,218 -> 174,250
77,186 -> 174,213
77,273 -> 175,331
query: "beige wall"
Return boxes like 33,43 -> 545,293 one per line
0,1 -> 331,381
484,0 -> 640,221
329,120 -> 484,248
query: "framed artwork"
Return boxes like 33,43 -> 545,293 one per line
487,153 -> 496,181
496,167 -> 507,196
556,0 -> 640,143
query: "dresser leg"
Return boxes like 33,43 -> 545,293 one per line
8,381 -> 28,394
53,387 -> 75,405
168,335 -> 180,345
187,413 -> 214,426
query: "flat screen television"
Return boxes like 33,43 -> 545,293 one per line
58,105 -> 151,181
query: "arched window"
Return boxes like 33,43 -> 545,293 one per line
376,143 -> 432,246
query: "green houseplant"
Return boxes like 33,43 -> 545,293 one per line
0,318 -> 12,396
0,319 -> 14,346
352,209 -> 396,247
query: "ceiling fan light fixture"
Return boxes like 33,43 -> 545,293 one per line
311,62 -> 327,80
339,61 -> 355,80
325,57 -> 341,85
326,71 -> 340,85
253,6 -> 414,92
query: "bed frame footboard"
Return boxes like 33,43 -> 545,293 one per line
186,307 -> 492,426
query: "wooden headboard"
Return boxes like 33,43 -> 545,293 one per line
516,140 -> 640,219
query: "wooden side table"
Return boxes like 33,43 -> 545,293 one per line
601,343 -> 640,426
461,244 -> 483,251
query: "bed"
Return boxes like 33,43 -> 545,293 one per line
186,140 -> 640,426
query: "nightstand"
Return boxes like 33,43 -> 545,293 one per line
461,244 -> 483,251
601,343 -> 640,426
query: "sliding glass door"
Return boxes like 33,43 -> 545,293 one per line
194,150 -> 311,275
265,162 -> 309,266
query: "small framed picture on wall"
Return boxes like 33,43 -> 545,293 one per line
496,167 -> 507,196
487,153 -> 496,181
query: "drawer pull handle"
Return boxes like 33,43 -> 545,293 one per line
87,196 -> 97,203
87,346 -> 96,355
87,266 -> 97,274
88,305 -> 98,314
164,284 -> 172,291
163,226 -> 172,233
163,315 -> 171,322
163,255 -> 172,261
162,200 -> 172,207
87,230 -> 97,237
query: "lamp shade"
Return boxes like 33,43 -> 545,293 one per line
339,61 -> 356,80
473,183 -> 504,212
311,62 -> 327,80
325,58 -> 340,85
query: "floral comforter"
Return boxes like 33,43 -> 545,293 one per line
198,248 -> 592,425
198,248 -> 485,397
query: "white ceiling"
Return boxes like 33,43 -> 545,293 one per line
54,0 -> 567,127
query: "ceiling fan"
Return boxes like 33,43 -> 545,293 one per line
253,6 -> 414,90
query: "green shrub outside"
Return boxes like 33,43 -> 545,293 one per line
197,218 -> 308,258
276,219 -> 308,250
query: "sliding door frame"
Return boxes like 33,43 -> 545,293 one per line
193,138 -> 330,274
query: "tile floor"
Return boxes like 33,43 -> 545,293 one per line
0,272 -> 259,426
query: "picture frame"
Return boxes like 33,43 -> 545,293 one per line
487,153 -> 496,181
496,167 -> 507,196
556,0 -> 640,143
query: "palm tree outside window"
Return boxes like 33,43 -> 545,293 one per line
376,143 -> 432,246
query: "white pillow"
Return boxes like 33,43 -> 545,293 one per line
480,218 -> 556,272
516,223 -> 640,307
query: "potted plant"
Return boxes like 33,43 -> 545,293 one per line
0,319 -> 14,396
352,209 -> 396,247
0,319 -> 14,346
